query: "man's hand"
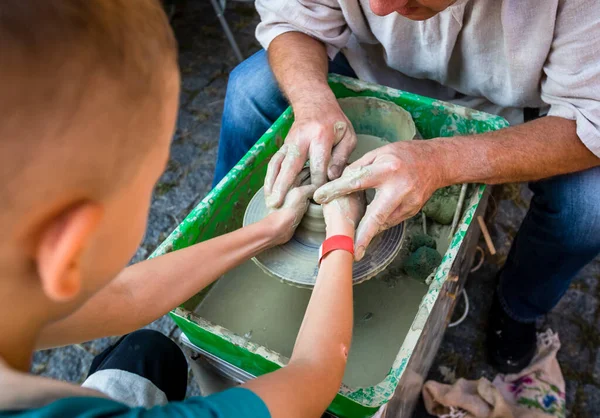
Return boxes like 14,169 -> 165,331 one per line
268,169 -> 317,245
264,98 -> 356,209
314,140 -> 444,260
322,192 -> 366,238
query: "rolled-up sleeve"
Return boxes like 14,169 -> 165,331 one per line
255,0 -> 350,59
541,0 -> 600,157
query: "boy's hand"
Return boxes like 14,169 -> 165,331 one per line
322,191 -> 366,239
268,180 -> 317,246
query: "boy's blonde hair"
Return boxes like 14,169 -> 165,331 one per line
0,0 -> 177,227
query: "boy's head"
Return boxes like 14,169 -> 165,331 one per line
0,1 -> 179,331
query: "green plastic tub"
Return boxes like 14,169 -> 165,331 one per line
150,74 -> 508,417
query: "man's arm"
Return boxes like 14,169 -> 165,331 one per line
263,32 -> 357,208
437,116 -> 599,185
315,116 -> 600,260
268,32 -> 336,118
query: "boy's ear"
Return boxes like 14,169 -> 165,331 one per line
36,202 -> 104,302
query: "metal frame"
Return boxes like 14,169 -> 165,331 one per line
383,190 -> 490,417
209,0 -> 253,63
181,333 -> 255,384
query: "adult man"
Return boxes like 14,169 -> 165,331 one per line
214,0 -> 600,373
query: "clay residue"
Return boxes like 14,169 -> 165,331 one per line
333,121 -> 348,144
195,258 -> 428,389
422,185 -> 462,225
404,247 -> 442,281
313,164 -> 372,203
337,96 -> 416,142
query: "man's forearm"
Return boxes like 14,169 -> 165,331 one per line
268,32 -> 337,114
37,216 -> 282,349
436,116 -> 600,186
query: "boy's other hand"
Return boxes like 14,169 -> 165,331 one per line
322,191 -> 366,240
267,169 -> 317,245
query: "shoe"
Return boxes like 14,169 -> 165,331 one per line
487,293 -> 537,374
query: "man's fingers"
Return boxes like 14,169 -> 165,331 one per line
327,125 -> 357,180
284,184 -> 317,219
333,121 -> 349,145
309,139 -> 331,188
296,183 -> 318,201
354,216 -> 380,262
385,204 -> 416,228
346,149 -> 377,170
293,167 -> 311,187
354,192 -> 399,260
313,166 -> 372,204
268,143 -> 307,209
313,159 -> 385,204
264,145 -> 288,195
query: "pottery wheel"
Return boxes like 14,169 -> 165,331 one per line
243,187 -> 404,288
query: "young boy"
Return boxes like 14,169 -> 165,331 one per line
0,1 -> 364,417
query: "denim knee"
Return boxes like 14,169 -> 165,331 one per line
214,50 -> 288,186
223,49 -> 286,123
529,166 -> 600,254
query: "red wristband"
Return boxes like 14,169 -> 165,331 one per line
318,235 -> 354,265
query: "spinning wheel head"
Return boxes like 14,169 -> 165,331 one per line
243,187 -> 404,288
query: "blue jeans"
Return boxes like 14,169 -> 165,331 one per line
213,49 -> 356,187
499,166 -> 600,322
214,49 -> 600,323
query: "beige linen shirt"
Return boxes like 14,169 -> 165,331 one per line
255,0 -> 600,157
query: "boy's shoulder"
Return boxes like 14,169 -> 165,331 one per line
0,389 -> 270,418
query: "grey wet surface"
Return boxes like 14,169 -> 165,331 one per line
30,2 -> 600,416
195,257 -> 428,388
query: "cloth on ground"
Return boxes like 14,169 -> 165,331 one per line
422,329 -> 566,418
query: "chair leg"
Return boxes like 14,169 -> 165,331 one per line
209,0 -> 244,63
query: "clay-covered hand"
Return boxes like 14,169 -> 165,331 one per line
263,99 -> 356,210
322,192 -> 366,238
268,170 -> 317,246
313,141 -> 445,260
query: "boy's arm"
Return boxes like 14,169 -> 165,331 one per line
37,207 -> 305,350
242,194 -> 360,418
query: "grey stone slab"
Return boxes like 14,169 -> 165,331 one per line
186,368 -> 202,398
30,350 -> 51,375
486,184 -> 531,267
81,336 -> 120,357
582,384 -> 600,417
593,350 -> 600,387
565,380 -> 579,417
433,334 -> 478,378
144,314 -> 177,337
130,245 -> 150,264
552,289 -> 598,324
461,266 -> 496,325
174,109 -> 207,142
574,259 -> 600,294
36,345 -> 94,384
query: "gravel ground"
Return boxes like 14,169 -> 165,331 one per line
30,2 -> 600,416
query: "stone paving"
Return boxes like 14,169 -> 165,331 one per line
30,1 -> 600,416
